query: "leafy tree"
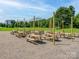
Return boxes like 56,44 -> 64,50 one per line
55,6 -> 75,28
74,14 -> 79,28
69,5 -> 75,16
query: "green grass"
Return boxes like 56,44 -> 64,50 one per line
56,28 -> 79,33
0,27 -> 79,33
0,27 -> 50,31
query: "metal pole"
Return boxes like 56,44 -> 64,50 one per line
53,12 -> 55,45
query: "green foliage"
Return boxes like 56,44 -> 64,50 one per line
55,5 -> 75,28
0,27 -> 79,33
0,5 -> 79,29
74,14 -> 79,28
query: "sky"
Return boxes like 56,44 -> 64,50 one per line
0,0 -> 79,22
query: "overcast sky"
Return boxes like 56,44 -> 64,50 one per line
0,0 -> 79,22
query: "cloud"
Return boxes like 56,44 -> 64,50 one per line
66,0 -> 79,14
27,0 -> 56,11
0,0 -> 24,8
0,9 -> 3,13
71,0 -> 79,13
0,0 -> 55,11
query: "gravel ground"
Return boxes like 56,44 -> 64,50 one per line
0,31 -> 79,59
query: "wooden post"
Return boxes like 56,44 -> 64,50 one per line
49,19 -> 52,32
58,21 -> 60,29
23,18 -> 26,32
62,20 -> 64,33
33,16 -> 35,31
17,19 -> 19,31
71,17 -> 73,40
53,12 -> 55,45
38,20 -> 39,29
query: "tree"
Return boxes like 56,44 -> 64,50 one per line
55,6 -> 75,28
10,20 -> 16,28
69,5 -> 75,16
74,14 -> 79,28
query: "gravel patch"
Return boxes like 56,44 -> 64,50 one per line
0,31 -> 79,59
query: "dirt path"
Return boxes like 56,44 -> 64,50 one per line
0,31 -> 79,59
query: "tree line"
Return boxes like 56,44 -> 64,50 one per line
0,5 -> 79,28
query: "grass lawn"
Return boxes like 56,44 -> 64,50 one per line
0,27 -> 79,33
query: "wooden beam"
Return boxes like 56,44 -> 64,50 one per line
53,12 -> 55,45
62,20 -> 64,33
17,19 -> 19,31
49,19 -> 52,32
71,17 -> 73,40
38,20 -> 40,28
23,18 -> 26,32
33,16 -> 35,31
